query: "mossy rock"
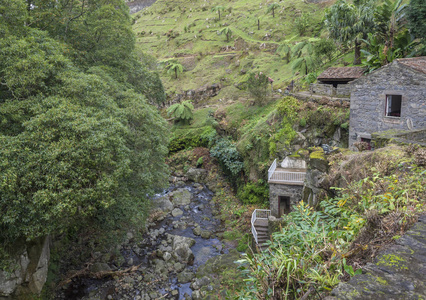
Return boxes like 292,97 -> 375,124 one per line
309,149 -> 328,172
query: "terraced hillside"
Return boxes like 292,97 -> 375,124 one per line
132,0 -> 349,97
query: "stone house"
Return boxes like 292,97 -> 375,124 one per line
267,157 -> 307,217
310,67 -> 364,97
349,57 -> 426,148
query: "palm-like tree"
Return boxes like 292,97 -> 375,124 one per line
277,42 -> 291,63
167,100 -> 194,124
291,41 -> 319,75
266,3 -> 280,18
211,5 -> 226,20
324,0 -> 375,65
374,0 -> 407,50
166,62 -> 183,79
220,27 -> 232,42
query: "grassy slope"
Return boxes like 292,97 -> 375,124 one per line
133,0 -> 349,95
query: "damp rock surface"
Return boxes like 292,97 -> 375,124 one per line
56,183 -> 234,300
327,215 -> 426,299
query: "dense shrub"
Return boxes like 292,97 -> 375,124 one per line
237,180 -> 269,204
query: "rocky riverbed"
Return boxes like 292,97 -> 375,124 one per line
56,177 -> 239,300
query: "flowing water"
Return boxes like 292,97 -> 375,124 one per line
58,182 -> 231,300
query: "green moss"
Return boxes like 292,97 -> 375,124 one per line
310,150 -> 326,160
377,254 -> 408,270
375,276 -> 388,285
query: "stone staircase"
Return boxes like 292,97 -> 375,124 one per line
254,219 -> 269,249
251,210 -> 271,251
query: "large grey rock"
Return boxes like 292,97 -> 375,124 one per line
169,235 -> 195,264
170,189 -> 192,206
0,236 -> 50,297
328,215 -> 426,299
177,271 -> 195,283
153,195 -> 174,213
186,168 -> 208,183
89,263 -> 111,273
171,208 -> 183,217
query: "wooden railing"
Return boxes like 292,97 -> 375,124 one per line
251,209 -> 271,244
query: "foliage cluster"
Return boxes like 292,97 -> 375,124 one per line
0,0 -> 168,262
237,153 -> 426,299
237,180 -> 269,205
246,72 -> 272,106
210,137 -> 244,177
167,100 -> 194,124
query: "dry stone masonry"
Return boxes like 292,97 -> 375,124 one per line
349,57 -> 426,148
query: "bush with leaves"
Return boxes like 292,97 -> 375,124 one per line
237,180 -> 269,204
246,72 -> 270,105
210,137 -> 244,177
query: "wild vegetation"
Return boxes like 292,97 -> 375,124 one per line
0,0 -> 168,267
1,0 -> 425,297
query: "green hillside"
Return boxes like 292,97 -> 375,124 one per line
132,0 -> 349,95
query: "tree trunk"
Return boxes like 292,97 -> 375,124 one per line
218,10 -> 221,20
258,19 -> 260,30
175,68 -> 177,79
272,8 -> 275,18
354,39 -> 361,65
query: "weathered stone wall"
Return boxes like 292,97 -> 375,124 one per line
349,61 -> 426,148
372,128 -> 426,148
0,236 -> 50,299
269,183 -> 303,217
336,84 -> 352,97
310,83 -> 351,97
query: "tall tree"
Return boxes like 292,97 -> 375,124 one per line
266,3 -> 280,18
407,0 -> 426,52
166,61 -> 184,79
211,5 -> 225,20
291,41 -> 319,75
324,0 -> 375,65
0,0 -> 168,247
374,0 -> 407,50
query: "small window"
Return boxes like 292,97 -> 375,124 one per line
386,95 -> 402,117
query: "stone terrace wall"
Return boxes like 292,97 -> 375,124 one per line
310,83 -> 351,97
372,128 -> 426,148
349,61 -> 426,148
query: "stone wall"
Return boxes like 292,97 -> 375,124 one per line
0,236 -> 50,299
310,83 -> 351,97
372,128 -> 426,148
349,61 -> 426,148
269,183 -> 303,217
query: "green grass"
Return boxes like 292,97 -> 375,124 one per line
132,0 -> 340,95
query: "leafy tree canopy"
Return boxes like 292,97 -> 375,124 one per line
0,0 -> 168,245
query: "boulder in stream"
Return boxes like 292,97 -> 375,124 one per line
153,195 -> 174,213
186,168 -> 208,183
170,188 -> 192,206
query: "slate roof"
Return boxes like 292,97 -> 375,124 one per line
397,56 -> 426,74
317,67 -> 365,82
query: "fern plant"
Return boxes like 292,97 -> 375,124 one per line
167,100 -> 194,124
